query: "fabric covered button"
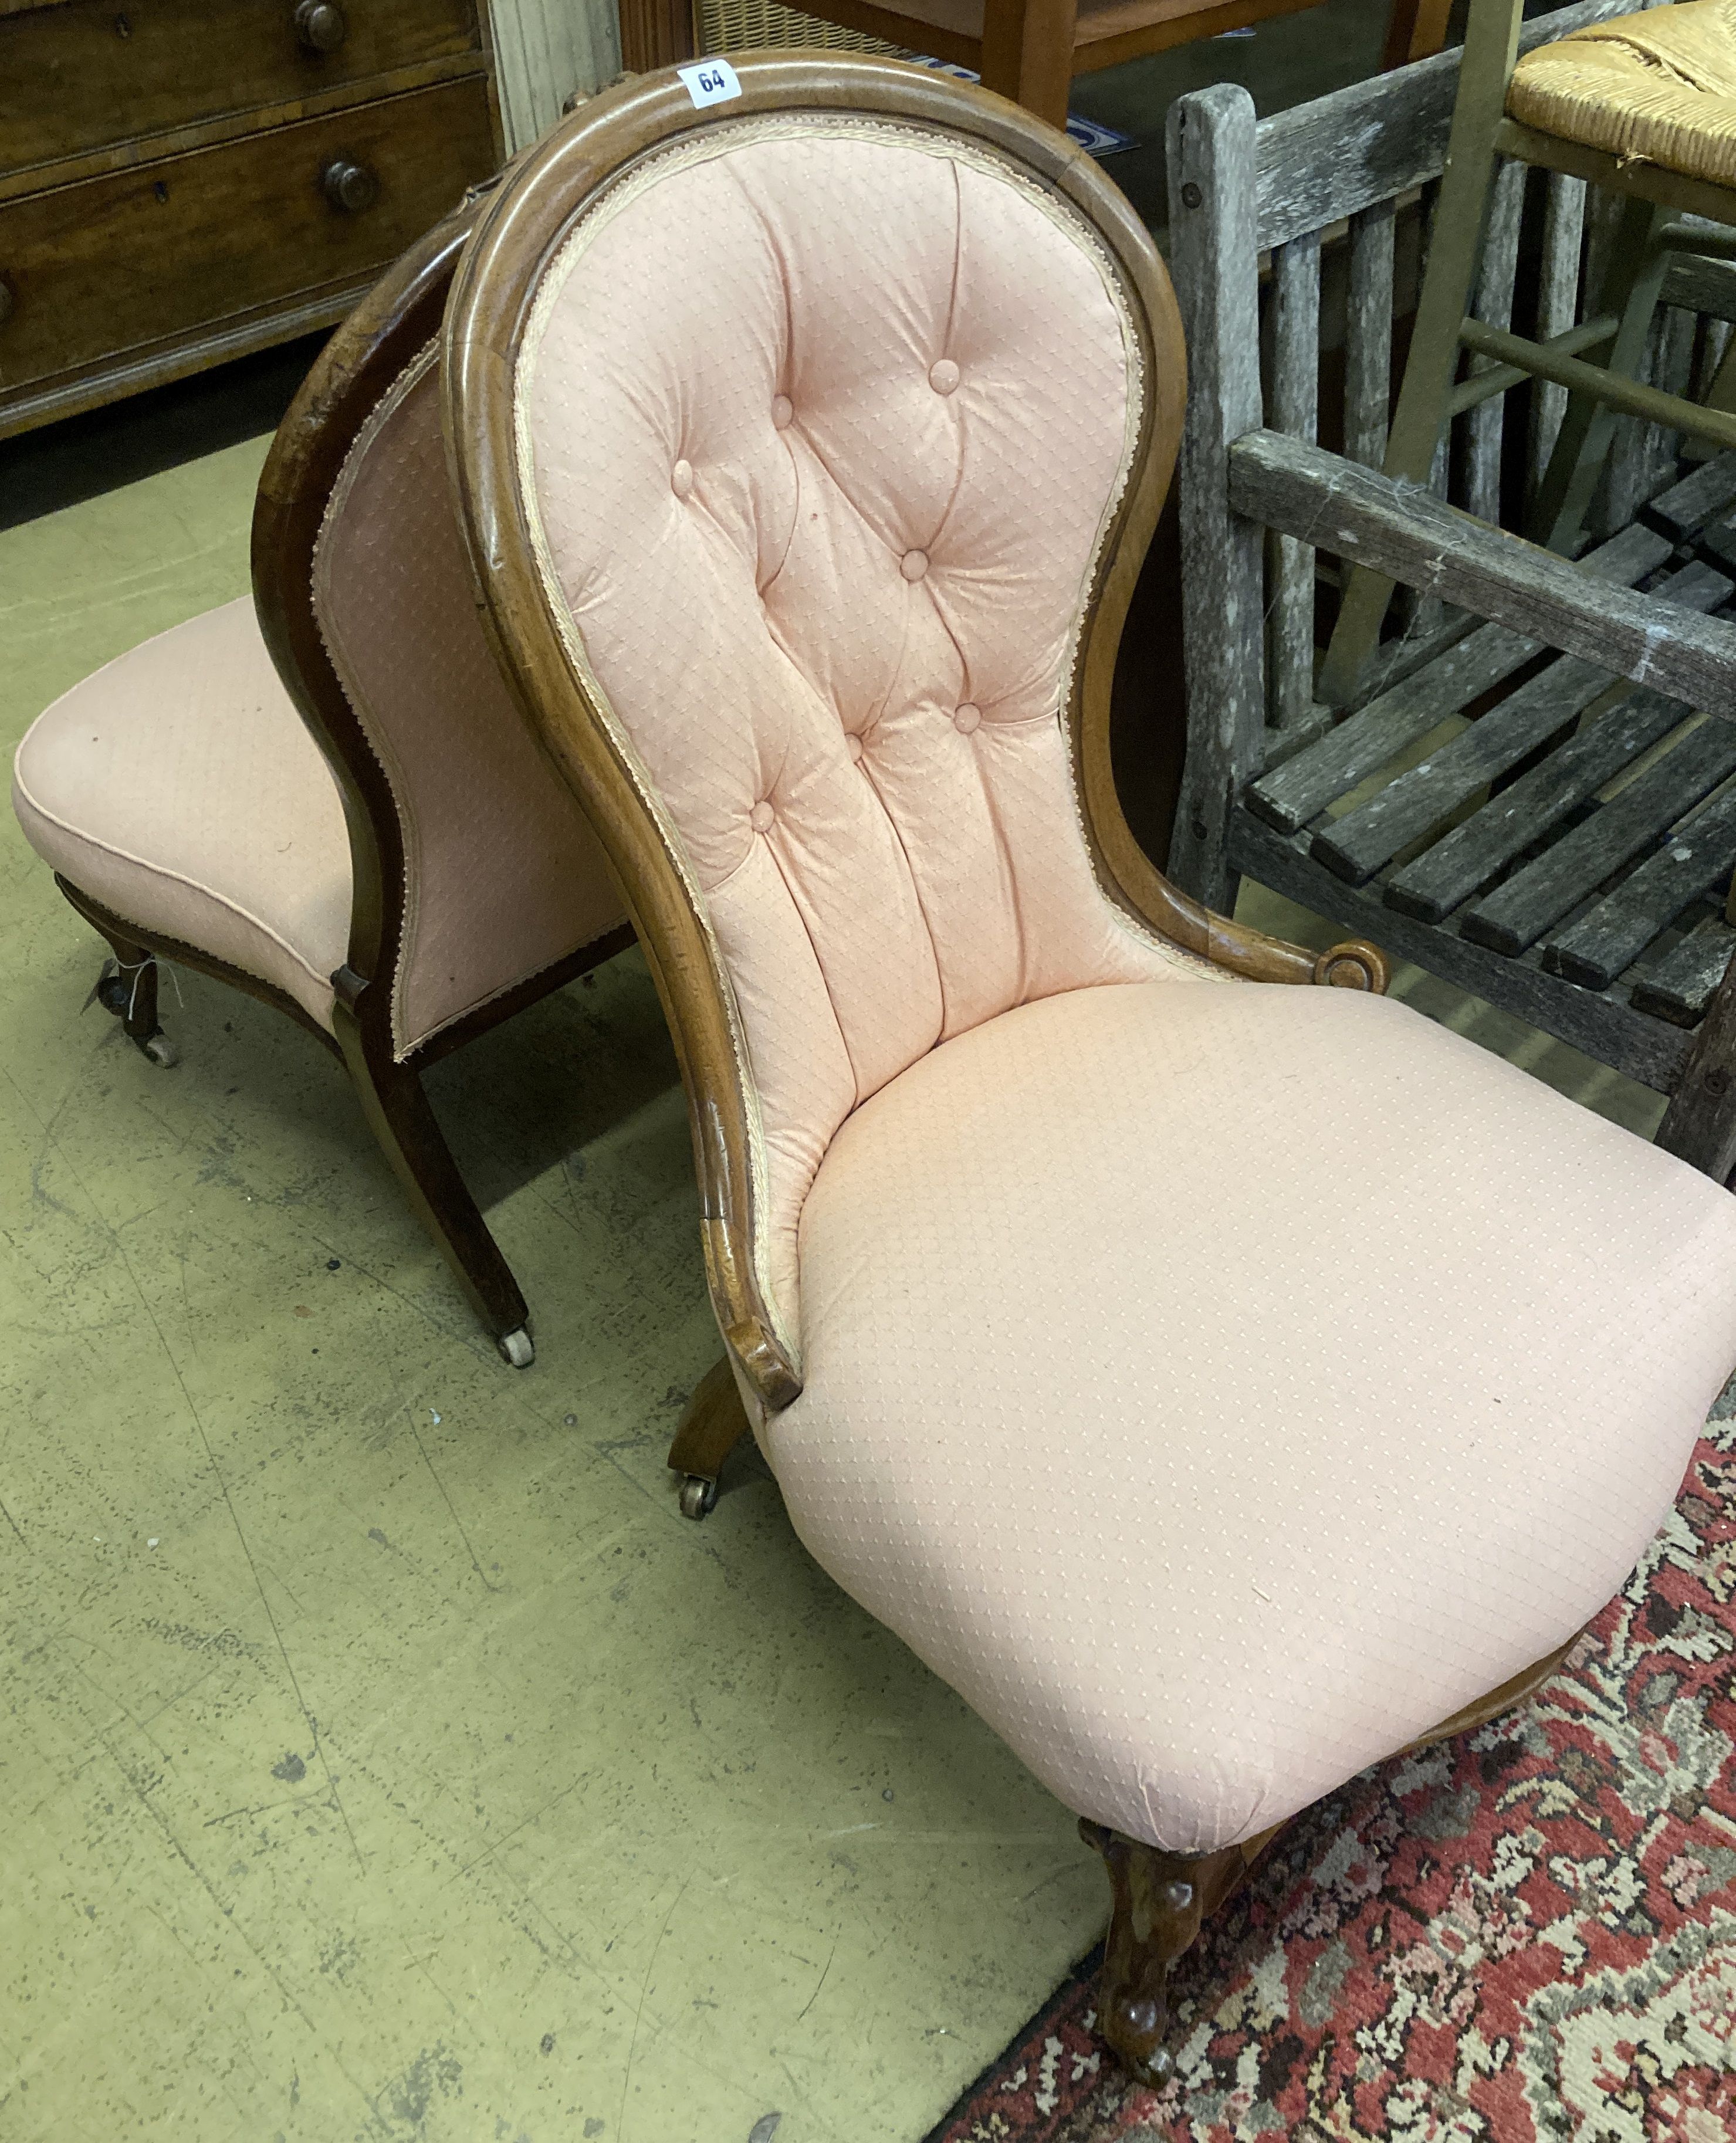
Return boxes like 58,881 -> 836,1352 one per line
750,799 -> 776,832
929,358 -> 960,395
671,458 -> 694,498
953,703 -> 982,734
772,395 -> 793,429
847,733 -> 864,763
901,549 -> 929,581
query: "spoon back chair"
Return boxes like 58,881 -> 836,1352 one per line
441,52 -> 1736,2079
11,195 -> 631,1365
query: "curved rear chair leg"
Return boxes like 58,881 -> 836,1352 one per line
90,927 -> 177,1067
668,1355 -> 750,1519
1079,1819 -> 1274,2084
331,970 -> 533,1367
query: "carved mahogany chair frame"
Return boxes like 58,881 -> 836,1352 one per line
60,192 -> 632,1367
438,53 -> 1576,2081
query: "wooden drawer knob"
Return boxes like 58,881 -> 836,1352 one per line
322,157 -> 378,212
295,1 -> 347,51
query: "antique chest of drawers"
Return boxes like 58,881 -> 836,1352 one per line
0,0 -> 501,436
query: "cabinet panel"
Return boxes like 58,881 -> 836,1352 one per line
0,0 -> 482,178
0,75 -> 495,407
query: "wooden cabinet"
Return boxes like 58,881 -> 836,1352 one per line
0,1 -> 501,436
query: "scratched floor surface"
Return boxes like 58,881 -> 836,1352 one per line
0,336 -> 1666,2143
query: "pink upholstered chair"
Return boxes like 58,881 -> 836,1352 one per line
441,55 -> 1736,2075
11,198 -> 629,1366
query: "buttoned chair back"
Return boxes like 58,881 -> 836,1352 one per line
443,56 -> 1315,1386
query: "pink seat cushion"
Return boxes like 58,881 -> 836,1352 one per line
12,598 -> 351,1031
768,980 -> 1736,1854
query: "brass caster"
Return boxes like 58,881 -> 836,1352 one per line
497,1327 -> 534,1368
678,1474 -> 719,1520
1119,2034 -> 1175,2088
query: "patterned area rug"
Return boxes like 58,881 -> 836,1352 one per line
925,1421 -> 1736,2143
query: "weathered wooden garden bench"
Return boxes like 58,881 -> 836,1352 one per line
1166,0 -> 1736,1176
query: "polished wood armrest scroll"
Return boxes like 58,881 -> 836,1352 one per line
701,1216 -> 803,1413
1154,870 -> 1391,993
1091,808 -> 1391,994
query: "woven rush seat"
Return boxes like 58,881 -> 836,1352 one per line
1510,0 -> 1736,189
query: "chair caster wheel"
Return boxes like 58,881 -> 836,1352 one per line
136,1031 -> 177,1068
497,1326 -> 534,1368
95,964 -> 130,1018
679,1474 -> 719,1521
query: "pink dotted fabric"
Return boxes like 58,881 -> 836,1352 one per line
316,354 -> 625,1058
519,121 -> 1202,1325
13,600 -> 350,1030
771,984 -> 1736,1851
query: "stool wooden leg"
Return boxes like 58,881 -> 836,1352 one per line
1529,197 -> 1670,554
1318,0 -> 1526,706
1382,0 -> 1454,69
979,0 -> 1077,133
667,1355 -> 750,1519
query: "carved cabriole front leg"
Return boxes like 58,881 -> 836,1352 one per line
1079,1637 -> 1579,2081
1079,1819 -> 1281,2084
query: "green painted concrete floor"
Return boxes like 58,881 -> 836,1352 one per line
2,436 -> 1121,2143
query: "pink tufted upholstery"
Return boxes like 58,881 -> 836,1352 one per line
519,120 -> 1210,1328
315,348 -> 625,1058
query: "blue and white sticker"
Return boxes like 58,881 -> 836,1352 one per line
677,57 -> 742,109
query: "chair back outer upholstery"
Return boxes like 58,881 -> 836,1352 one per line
445,57 -> 1206,1400
254,199 -> 627,1065
312,349 -> 626,1057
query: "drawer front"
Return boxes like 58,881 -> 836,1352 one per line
0,0 -> 482,177
0,76 -> 496,397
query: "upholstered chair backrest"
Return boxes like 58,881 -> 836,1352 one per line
450,64 -> 1201,1370
312,347 -> 624,1058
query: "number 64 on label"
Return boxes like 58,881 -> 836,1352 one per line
677,58 -> 743,108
